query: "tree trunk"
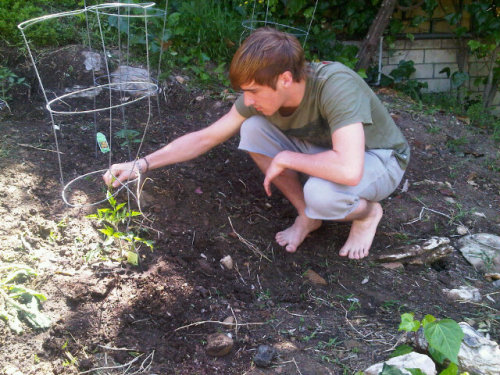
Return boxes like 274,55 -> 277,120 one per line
355,0 -> 399,71
483,46 -> 499,108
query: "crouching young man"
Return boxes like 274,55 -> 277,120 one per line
103,27 -> 410,259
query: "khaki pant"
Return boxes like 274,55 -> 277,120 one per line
238,116 -> 406,220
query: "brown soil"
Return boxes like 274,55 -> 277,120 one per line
0,52 -> 499,375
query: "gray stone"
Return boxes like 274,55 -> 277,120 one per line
111,66 -> 157,96
458,322 -> 500,375
206,333 -> 233,357
375,237 -> 453,265
253,345 -> 277,368
364,352 -> 436,375
82,51 -> 102,71
457,233 -> 500,273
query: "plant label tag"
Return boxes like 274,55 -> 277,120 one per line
96,132 -> 110,153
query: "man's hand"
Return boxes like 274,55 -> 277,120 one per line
263,151 -> 288,196
103,160 -> 140,188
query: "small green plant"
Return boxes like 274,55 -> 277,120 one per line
115,128 -> 142,148
86,191 -> 153,266
393,313 -> 465,375
446,137 -> 468,153
0,264 -> 51,333
380,60 -> 428,100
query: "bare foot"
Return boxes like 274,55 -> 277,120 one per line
339,202 -> 383,259
276,215 -> 322,253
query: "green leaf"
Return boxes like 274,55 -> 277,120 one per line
100,227 -> 115,237
380,363 -> 406,375
7,286 -> 47,302
467,40 -> 482,52
421,314 -> 436,327
428,346 -> 448,365
0,309 -> 24,334
399,313 -> 421,332
106,190 -> 116,208
127,251 -> 139,266
390,344 -> 414,358
20,296 -> 51,330
424,319 -> 464,364
439,362 -> 458,375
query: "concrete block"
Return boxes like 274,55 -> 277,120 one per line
434,63 -> 459,78
393,40 -> 406,50
422,78 -> 451,92
388,50 -> 424,64
407,39 -> 441,50
413,64 -> 434,79
424,49 -> 457,64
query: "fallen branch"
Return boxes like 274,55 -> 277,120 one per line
18,143 -> 64,154
228,217 -> 271,262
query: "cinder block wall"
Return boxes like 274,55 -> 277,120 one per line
380,38 -> 500,114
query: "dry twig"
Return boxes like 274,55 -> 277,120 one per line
228,217 -> 271,262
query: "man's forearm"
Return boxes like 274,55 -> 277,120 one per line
273,150 -> 364,186
143,130 -> 214,170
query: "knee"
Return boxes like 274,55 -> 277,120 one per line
240,116 -> 268,144
304,178 -> 359,220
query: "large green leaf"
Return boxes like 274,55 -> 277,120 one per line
390,344 -> 414,358
424,319 -> 464,364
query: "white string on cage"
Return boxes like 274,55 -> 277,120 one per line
302,0 -> 319,48
244,0 -> 320,47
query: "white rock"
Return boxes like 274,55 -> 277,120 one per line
82,51 -> 102,71
458,233 -> 500,273
443,286 -> 481,302
111,66 -> 156,96
458,322 -> 500,375
456,225 -> 469,235
220,255 -> 233,270
364,352 -> 436,375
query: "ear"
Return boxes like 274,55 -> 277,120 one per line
278,71 -> 293,87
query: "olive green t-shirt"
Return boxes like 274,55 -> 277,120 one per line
235,61 -> 410,169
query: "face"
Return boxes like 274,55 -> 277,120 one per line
240,80 -> 285,116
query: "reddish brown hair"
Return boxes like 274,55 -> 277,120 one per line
229,27 -> 306,90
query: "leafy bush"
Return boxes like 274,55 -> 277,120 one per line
0,0 -> 82,47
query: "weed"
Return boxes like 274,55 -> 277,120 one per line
337,294 -> 361,312
446,136 -> 468,153
115,128 -> 142,148
426,125 -> 440,134
0,66 -> 28,104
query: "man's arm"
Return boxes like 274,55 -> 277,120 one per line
104,104 -> 246,187
263,122 -> 365,196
